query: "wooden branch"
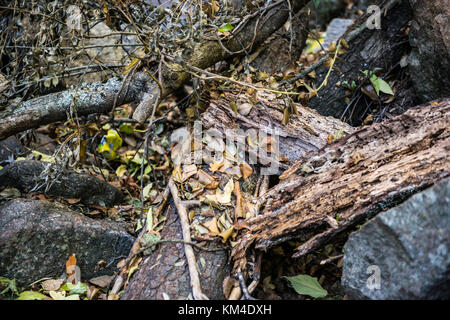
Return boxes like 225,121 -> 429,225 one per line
0,72 -> 151,140
231,99 -> 450,272
168,178 -> 209,300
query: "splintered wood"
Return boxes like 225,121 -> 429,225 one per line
231,99 -> 450,272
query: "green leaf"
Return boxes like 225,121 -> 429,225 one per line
119,123 -> 134,135
377,78 -> 394,95
68,281 -> 87,295
218,23 -> 234,32
284,274 -> 328,298
16,291 -> 48,300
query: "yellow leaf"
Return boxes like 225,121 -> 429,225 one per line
219,226 -> 234,243
172,166 -> 183,183
122,58 -> 140,75
115,164 -> 127,178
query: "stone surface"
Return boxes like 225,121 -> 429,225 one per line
0,160 -> 122,207
0,199 -> 135,286
342,179 -> 450,299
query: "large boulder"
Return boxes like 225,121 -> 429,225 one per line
342,179 -> 450,299
0,160 -> 122,207
0,199 -> 135,286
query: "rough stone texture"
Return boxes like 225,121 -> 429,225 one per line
0,160 -> 122,207
342,179 -> 450,300
122,200 -> 229,300
407,0 -> 450,102
0,199 -> 135,286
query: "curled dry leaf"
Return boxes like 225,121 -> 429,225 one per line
239,161 -> 253,179
197,169 -> 219,189
219,226 -> 234,243
202,217 -> 220,236
233,181 -> 245,220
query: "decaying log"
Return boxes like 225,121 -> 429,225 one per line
231,98 -> 450,272
307,0 -> 414,123
201,91 -> 354,169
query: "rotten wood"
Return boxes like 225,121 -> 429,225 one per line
231,98 -> 450,272
307,0 -> 414,124
201,91 -> 354,169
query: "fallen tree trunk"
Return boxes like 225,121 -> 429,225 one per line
201,90 -> 354,168
305,0 -> 415,124
122,90 -> 353,300
231,98 -> 450,272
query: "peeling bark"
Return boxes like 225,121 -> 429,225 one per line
231,99 -> 450,272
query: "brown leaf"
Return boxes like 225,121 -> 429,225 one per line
239,161 -> 253,179
89,275 -> 114,288
233,181 -> 245,220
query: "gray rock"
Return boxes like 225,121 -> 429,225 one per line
342,179 -> 450,299
0,160 -> 122,207
0,199 -> 135,286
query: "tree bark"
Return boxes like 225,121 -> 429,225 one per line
201,90 -> 354,169
307,0 -> 414,124
407,0 -> 450,102
0,72 -> 151,141
231,98 -> 450,272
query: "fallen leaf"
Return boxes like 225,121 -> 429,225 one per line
284,274 -> 328,298
89,275 -> 114,288
239,161 -> 253,179
219,226 -> 234,243
41,279 -> 64,291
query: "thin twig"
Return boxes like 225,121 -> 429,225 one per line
168,177 -> 209,300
